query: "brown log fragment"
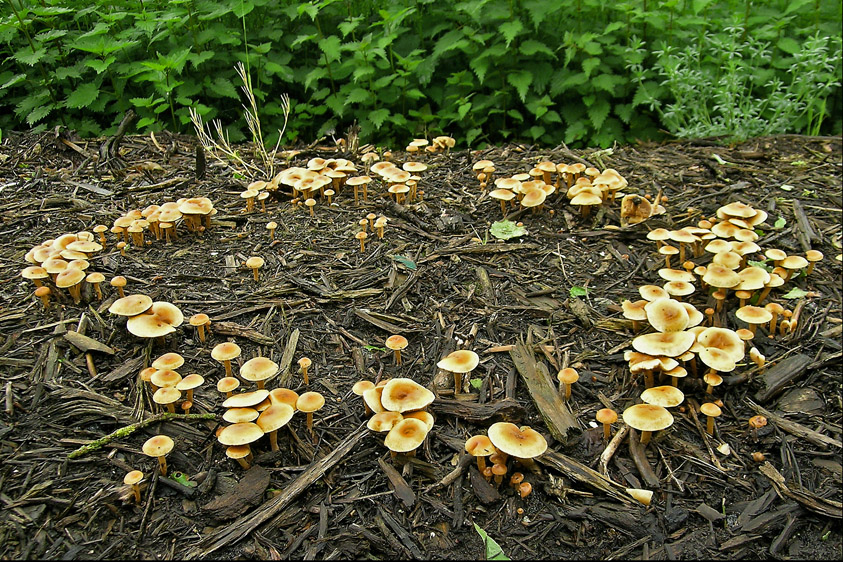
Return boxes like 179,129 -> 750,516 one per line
426,451 -> 473,491
276,328 -> 300,387
212,321 -> 274,345
63,331 -> 115,354
627,428 -> 661,488
753,353 -> 812,403
377,507 -> 425,559
202,466 -> 270,520
748,401 -> 842,449
378,457 -> 415,508
185,424 -> 366,559
468,465 -> 501,505
537,449 -> 634,504
791,199 -> 818,252
509,338 -> 578,442
428,398 -> 524,424
759,461 -> 843,519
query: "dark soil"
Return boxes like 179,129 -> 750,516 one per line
0,130 -> 841,561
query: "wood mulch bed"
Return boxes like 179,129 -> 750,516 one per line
0,129 -> 840,560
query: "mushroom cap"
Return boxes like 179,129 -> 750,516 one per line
404,410 -> 435,431
487,422 -> 548,459
735,266 -> 770,291
245,256 -> 265,269
700,403 -> 722,417
717,202 -> 756,219
212,342 -> 242,362
217,377 -> 240,393
225,445 -> 252,460
22,266 -> 49,280
352,380 -> 375,396
124,470 -> 144,486
256,403 -> 295,433
658,245 -> 679,257
596,408 -> 618,425
110,276 -> 127,288
570,190 -> 602,206
85,272 -> 105,284
765,249 -> 787,261
657,268 -> 696,283
621,299 -> 649,321
639,285 -> 669,301
367,411 -> 404,432
189,313 -> 210,327
622,403 -> 674,433
640,385 -> 685,408
557,368 -> 579,385
384,418 -> 429,453
632,331 -> 695,358
152,386 -> 181,406
805,250 -> 823,262
240,356 -> 279,383
490,188 -> 516,202
668,229 -> 698,244
735,305 -> 773,325
296,391 -> 325,413
705,239 -> 733,254
645,298 -> 690,333
437,350 -> 480,373
152,352 -> 184,371
696,327 -> 745,362
176,373 -> 204,391
521,188 -> 547,208
699,348 -> 737,372
749,414 -> 767,428
646,228 -> 672,242
363,386 -> 386,414
385,335 -> 408,351
703,372 -> 724,387
151,369 -> 182,388
55,267 -> 85,289
664,281 -> 696,298
222,389 -> 270,409
682,303 -> 704,328
218,422 -> 264,446
223,407 -> 260,423
402,161 -> 427,173
126,313 -> 177,338
179,197 -> 214,215
702,265 -> 741,288
142,435 -> 174,457
65,240 -> 103,254
465,435 -> 496,457
781,255 -> 809,270
268,388 -> 299,409
380,378 -> 435,413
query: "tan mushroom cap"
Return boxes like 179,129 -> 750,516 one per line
696,327 -> 745,362
596,408 -> 618,425
179,197 -> 214,215
136,301 -> 184,328
142,435 -> 174,458
367,411 -> 404,432
646,228 -> 672,242
217,377 -> 240,393
268,388 -> 300,409
490,188 -> 516,202
645,298 -> 690,333
735,266 -> 770,291
55,267 -> 85,288
223,407 -> 260,423
22,266 -> 49,281
222,389 -> 270,409
622,299 -> 649,321
151,369 -> 182,388
781,255 -> 809,271
465,435 -> 496,457
658,268 -> 696,283
557,368 -> 579,385
152,386 -> 181,406
703,264 -> 741,288
632,331 -> 695,358
245,256 -> 265,269
705,239 -> 733,254
380,378 -> 435,413
296,391 -> 325,413
384,418 -> 429,453
765,248 -> 787,262
85,271 -> 105,284
240,356 -> 279,384
189,313 -> 210,327
127,312 -> 177,338
363,386 -> 386,414
736,305 -> 773,326
487,422 -> 548,459
622,403 -> 674,433
521,188 -> 548,208
218,422 -> 264,446
402,162 -> 427,173
704,372 -> 724,387
437,350 -> 480,373
225,445 -> 251,460
699,348 -> 737,372
403,410 -> 434,431
152,352 -> 184,371
699,402 -> 722,418
352,380 -> 375,396
176,373 -> 204,391
124,470 -> 144,486
664,280 -> 696,298
639,285 -> 669,301
385,335 -> 408,351
212,342 -> 242,362
805,250 -> 823,263
682,303 -> 704,327
640,385 -> 685,408
256,403 -> 295,433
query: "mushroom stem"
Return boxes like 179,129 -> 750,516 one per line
223,360 -> 232,378
453,371 -> 462,394
235,457 -> 251,470
394,349 -> 402,366
269,430 -> 279,452
197,324 -> 206,343
476,456 -> 487,474
602,422 -> 612,441
166,403 -> 175,414
157,456 -> 168,476
130,483 -> 141,503
643,370 -> 654,389
639,430 -> 653,446
306,412 -> 314,441
705,415 -> 715,436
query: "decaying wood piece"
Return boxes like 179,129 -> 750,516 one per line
63,331 -> 115,354
753,353 -> 812,403
599,425 -> 629,476
509,337 -> 578,442
428,398 -> 524,424
426,451 -> 473,491
627,428 -> 660,488
468,465 -> 501,504
185,423 -> 366,559
276,328 -> 300,387
101,355 -> 144,383
748,400 -> 842,449
202,466 -> 271,520
759,461 -> 842,519
537,449 -> 634,504
791,199 -> 818,252
212,321 -> 275,345
378,457 -> 415,508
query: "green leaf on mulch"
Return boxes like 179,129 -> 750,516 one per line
490,220 -> 526,240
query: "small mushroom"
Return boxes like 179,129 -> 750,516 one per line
465,435 -> 496,473
142,435 -> 174,476
296,391 -> 325,443
437,349 -> 480,395
123,470 -> 144,503
35,286 -> 51,311
211,342 -> 241,377
699,402 -> 721,435
216,376 -> 240,398
556,367 -> 579,401
245,256 -> 264,281
748,414 -> 767,441
298,356 -> 312,386
595,408 -> 618,440
189,313 -> 211,344
622,403 -> 674,445
256,403 -> 295,451
385,335 -> 408,366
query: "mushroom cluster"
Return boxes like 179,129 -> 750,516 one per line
109,294 -> 185,346
111,198 -> 216,246
465,422 -> 547,498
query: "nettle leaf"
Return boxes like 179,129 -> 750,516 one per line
470,56 -> 491,83
499,21 -> 524,48
777,37 -> 801,55
26,104 -> 53,125
433,29 -> 469,58
615,103 -> 633,124
507,70 -> 533,103
368,108 -> 389,129
591,73 -> 618,95
232,0 -> 255,18
14,46 -> 47,66
291,33 -> 318,49
303,67 -> 327,91
213,77 -> 239,99
65,83 -> 100,109
0,74 -> 26,90
345,87 -> 370,105
581,57 -> 601,78
691,0 -> 716,15
519,39 -> 555,58
85,56 -> 116,74
319,35 -> 343,62
458,102 -> 472,119
587,98 -> 611,130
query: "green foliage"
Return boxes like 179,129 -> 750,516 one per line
489,220 -> 526,240
0,0 -> 840,147
569,286 -> 589,298
473,522 -> 510,560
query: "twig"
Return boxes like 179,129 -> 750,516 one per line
598,425 -> 629,476
67,412 -> 217,459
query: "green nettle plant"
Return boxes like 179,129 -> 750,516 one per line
630,25 -> 842,141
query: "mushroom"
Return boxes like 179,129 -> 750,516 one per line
644,298 -> 690,333
595,408 -> 618,440
211,342 -> 241,377
622,403 -> 674,445
85,272 -> 106,301
298,356 -> 312,386
110,275 -> 127,298
123,470 -> 144,503
225,445 -> 253,470
245,256 -> 264,281
385,335 -> 408,366
217,377 -> 240,398
626,488 -> 654,506
142,435 -> 174,476
465,435 -> 496,473
632,331 -> 696,358
490,189 -> 516,217
384,417 -> 429,460
487,422 -> 548,473
556,367 -> 579,401
21,266 -> 49,288
56,267 -> 86,304
640,385 -> 685,409
355,231 -> 368,253
175,373 -> 204,403
379,378 -> 435,413
621,299 -> 648,332
34,286 -> 51,311
188,313 -> 211,344
352,381 -> 376,415
366,411 -> 404,433
126,301 -> 183,345
749,347 -> 766,374
153,386 -> 181,413
256,403 -> 295,451
218,423 -> 264,467
735,305 -> 773,338
150,369 -> 182,390
152,352 -> 184,372
222,389 -> 270,409
748,414 -> 767,441
437,349 -> 480,395
296,391 -> 325,443
240,356 -> 279,389
804,250 -> 823,276
223,407 -> 260,424
362,386 -> 386,415
703,372 -> 724,394
699,402 -> 721,435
